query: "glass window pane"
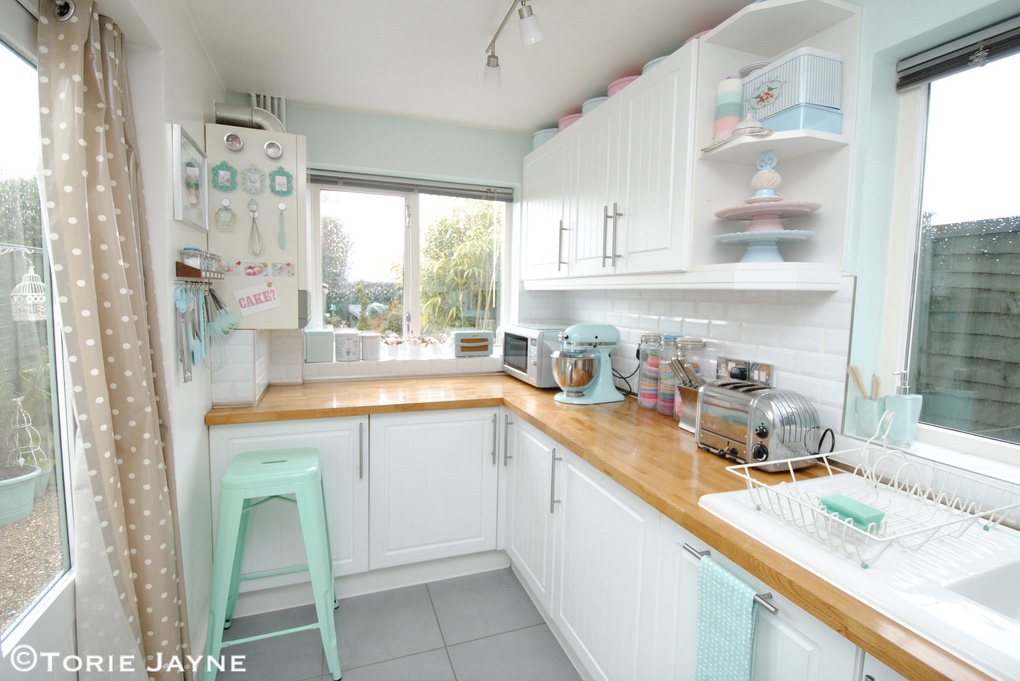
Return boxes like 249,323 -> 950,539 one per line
320,189 -> 405,333
908,52 -> 1020,444
419,194 -> 502,338
0,41 -> 69,638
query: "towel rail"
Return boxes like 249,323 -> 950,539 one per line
682,543 -> 779,615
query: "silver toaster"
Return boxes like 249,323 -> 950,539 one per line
695,380 -> 824,471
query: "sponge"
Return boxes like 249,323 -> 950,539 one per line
819,494 -> 885,533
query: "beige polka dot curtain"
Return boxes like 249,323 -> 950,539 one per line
37,2 -> 192,679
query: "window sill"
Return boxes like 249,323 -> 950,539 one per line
302,355 -> 505,382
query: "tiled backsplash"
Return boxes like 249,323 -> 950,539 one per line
210,330 -> 271,406
241,277 -> 854,430
520,277 -> 856,430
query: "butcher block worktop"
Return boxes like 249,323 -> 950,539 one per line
206,374 -> 990,681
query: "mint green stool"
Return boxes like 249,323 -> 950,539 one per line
204,448 -> 342,680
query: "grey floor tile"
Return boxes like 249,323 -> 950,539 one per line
335,584 -> 445,669
447,624 -> 582,681
223,603 -> 320,641
332,649 -> 455,681
214,628 -> 326,681
427,567 -> 544,645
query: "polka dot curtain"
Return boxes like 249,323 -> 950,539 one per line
36,2 -> 192,679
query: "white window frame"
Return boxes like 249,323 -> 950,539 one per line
307,181 -> 508,339
880,81 -> 1020,470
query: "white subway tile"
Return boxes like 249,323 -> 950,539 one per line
823,328 -> 852,356
778,325 -> 824,352
708,320 -> 742,342
798,351 -> 848,382
741,323 -> 780,346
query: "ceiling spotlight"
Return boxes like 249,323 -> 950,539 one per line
483,53 -> 502,89
483,0 -> 543,88
518,1 -> 542,46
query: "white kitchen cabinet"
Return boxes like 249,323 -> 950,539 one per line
569,96 -> 621,277
656,517 -> 860,681
613,39 -> 697,275
552,448 -> 660,681
208,417 -> 369,588
368,409 -> 499,569
860,654 -> 908,681
503,415 -> 558,612
522,0 -> 859,291
521,133 -> 573,279
524,42 -> 697,283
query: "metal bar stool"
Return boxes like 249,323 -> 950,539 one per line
204,448 -> 342,680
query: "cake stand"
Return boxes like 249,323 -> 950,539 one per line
713,151 -> 820,263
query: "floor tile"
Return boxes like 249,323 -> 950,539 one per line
214,628 -> 326,681
427,567 -> 544,645
335,584 -> 445,669
447,624 -> 582,681
332,648 -> 455,681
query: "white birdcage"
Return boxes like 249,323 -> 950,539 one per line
10,264 -> 47,322
7,397 -> 44,467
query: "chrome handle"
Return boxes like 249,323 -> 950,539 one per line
610,202 -> 622,265
556,219 -> 566,272
491,413 -> 498,465
601,205 -> 610,267
503,414 -> 513,466
358,421 -> 365,480
549,447 -> 562,513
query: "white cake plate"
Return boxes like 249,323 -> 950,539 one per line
714,200 -> 821,232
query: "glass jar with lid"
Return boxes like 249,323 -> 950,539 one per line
677,337 -> 707,379
657,335 -> 679,416
637,333 -> 661,409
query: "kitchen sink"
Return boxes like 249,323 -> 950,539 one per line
944,560 -> 1020,624
700,476 -> 1020,680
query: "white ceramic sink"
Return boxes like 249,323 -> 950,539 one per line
700,481 -> 1020,680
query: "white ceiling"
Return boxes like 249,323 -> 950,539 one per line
179,0 -> 751,134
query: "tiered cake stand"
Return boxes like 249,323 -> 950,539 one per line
713,151 -> 819,263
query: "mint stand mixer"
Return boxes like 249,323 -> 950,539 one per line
551,324 -> 625,405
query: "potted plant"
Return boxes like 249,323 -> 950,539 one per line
0,386 -> 39,527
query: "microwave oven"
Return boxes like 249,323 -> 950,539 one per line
501,324 -> 565,388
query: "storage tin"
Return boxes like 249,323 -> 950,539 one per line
742,47 -> 842,125
334,329 -> 361,362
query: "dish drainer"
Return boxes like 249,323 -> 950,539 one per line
726,418 -> 1020,568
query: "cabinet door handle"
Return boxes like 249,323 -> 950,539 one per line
610,202 -> 622,265
556,219 -> 567,272
601,205 -> 611,267
491,413 -> 498,465
549,447 -> 562,513
503,414 -> 513,466
359,421 -> 365,480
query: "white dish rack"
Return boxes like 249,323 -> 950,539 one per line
726,437 -> 1020,568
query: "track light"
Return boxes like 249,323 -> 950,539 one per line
484,53 -> 502,89
518,2 -> 543,46
483,0 -> 543,87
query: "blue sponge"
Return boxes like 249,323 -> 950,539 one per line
820,494 -> 885,532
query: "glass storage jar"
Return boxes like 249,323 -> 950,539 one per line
678,337 -> 707,379
657,335 -> 679,416
637,333 -> 661,408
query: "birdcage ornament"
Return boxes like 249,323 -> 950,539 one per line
11,264 -> 47,322
8,397 -> 44,467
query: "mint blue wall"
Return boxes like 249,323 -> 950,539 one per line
846,0 -> 1018,387
287,104 -> 532,187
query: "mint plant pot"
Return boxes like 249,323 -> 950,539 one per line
0,465 -> 40,527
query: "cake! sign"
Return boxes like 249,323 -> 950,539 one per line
233,282 -> 281,316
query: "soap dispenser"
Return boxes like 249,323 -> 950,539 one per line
884,370 -> 922,446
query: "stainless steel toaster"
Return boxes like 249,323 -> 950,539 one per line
695,379 -> 823,471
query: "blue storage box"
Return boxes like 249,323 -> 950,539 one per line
760,103 -> 842,134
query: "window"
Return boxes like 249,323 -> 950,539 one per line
903,48 -> 1020,446
0,35 -> 70,640
311,174 -> 508,344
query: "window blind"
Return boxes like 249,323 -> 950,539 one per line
309,170 -> 514,203
896,14 -> 1020,92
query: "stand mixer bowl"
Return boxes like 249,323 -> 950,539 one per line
552,349 -> 598,396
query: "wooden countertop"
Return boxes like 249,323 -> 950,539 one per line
206,375 -> 991,681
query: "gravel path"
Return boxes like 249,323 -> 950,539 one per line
0,487 -> 65,635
